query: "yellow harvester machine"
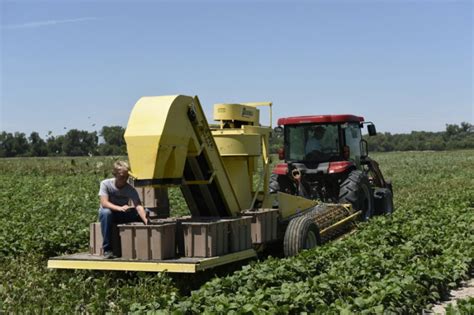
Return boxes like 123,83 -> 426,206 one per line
48,95 -> 366,273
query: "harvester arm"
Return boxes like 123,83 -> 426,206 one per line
124,95 -> 242,217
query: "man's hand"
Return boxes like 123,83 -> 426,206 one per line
118,205 -> 131,212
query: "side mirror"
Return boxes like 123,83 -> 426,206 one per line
360,139 -> 369,158
367,124 -> 377,136
273,126 -> 284,136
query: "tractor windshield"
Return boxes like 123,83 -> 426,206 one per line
285,124 -> 341,162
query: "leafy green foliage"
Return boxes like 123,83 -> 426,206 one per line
0,150 -> 472,312
445,297 -> 474,315
175,150 -> 474,313
365,122 -> 474,152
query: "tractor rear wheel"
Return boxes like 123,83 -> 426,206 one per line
338,170 -> 374,221
283,215 -> 320,257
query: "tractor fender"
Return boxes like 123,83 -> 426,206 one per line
272,163 -> 289,175
328,161 -> 356,174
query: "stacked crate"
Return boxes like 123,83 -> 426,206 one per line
89,211 -> 276,260
118,222 -> 176,260
181,219 -> 228,257
89,223 -> 121,256
226,216 -> 253,253
243,209 -> 279,244
181,216 -> 253,258
133,186 -> 170,218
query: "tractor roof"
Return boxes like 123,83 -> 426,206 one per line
277,114 -> 364,126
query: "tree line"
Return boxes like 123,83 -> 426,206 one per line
1,122 -> 472,157
269,122 -> 473,153
364,122 -> 473,152
0,126 -> 126,157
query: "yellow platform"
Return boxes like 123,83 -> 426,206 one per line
48,249 -> 257,273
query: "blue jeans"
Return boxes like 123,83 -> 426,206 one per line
99,207 -> 149,252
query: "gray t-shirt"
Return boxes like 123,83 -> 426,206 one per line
98,178 -> 141,207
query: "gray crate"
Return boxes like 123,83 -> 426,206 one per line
89,222 -> 121,256
243,209 -> 279,244
182,219 -> 229,258
226,216 -> 252,252
118,222 -> 176,260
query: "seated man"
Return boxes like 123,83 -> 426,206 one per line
98,160 -> 149,259
305,125 -> 326,156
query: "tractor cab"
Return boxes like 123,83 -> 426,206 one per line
271,114 -> 390,219
276,114 -> 376,167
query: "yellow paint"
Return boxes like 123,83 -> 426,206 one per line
124,95 -> 242,215
277,192 -> 319,219
124,95 -> 199,181
197,249 -> 257,271
213,103 -> 260,125
47,249 -> 257,273
48,259 -> 197,273
319,210 -> 360,236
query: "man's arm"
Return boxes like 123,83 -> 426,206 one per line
135,204 -> 148,225
130,190 -> 148,224
100,195 -> 130,212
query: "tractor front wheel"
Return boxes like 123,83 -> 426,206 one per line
338,170 -> 374,221
283,215 -> 320,257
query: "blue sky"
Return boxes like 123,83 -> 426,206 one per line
0,0 -> 472,138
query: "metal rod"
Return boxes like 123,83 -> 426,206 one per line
319,211 -> 361,236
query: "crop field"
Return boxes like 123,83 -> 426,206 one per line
0,150 -> 473,313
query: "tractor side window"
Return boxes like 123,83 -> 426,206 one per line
344,124 -> 362,167
287,126 -> 305,161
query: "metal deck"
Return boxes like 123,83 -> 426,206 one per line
47,249 -> 257,273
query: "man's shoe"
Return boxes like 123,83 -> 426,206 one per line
103,251 -> 116,259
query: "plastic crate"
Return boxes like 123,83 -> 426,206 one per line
119,222 -> 176,260
89,222 -> 121,256
133,187 -> 170,218
182,219 -> 229,258
89,222 -> 103,255
243,209 -> 279,244
226,216 -> 252,252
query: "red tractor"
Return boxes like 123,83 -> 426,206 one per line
270,114 -> 393,220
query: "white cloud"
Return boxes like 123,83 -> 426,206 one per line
2,17 -> 98,30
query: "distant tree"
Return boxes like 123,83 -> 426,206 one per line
46,135 -> 65,156
460,122 -> 472,133
269,132 -> 284,154
101,126 -> 125,146
445,123 -> 462,138
0,132 -> 30,157
99,126 -> 126,155
62,129 -> 98,156
29,132 -> 48,157
0,132 -> 7,157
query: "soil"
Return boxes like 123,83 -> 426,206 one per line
429,279 -> 474,314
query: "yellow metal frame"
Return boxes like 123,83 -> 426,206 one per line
47,249 -> 256,273
319,211 -> 361,236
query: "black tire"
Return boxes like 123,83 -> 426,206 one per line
269,173 -> 297,195
338,170 -> 374,221
269,173 -> 280,194
385,179 -> 393,195
374,188 -> 394,215
283,215 -> 321,257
